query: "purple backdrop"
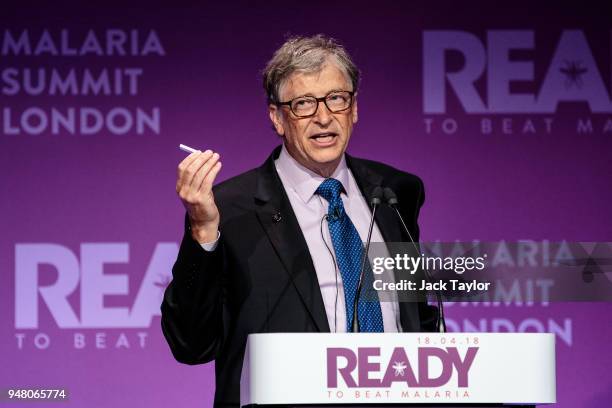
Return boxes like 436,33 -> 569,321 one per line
2,1 -> 611,407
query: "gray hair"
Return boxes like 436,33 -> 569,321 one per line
262,34 -> 360,104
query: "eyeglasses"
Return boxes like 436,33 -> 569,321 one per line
277,90 -> 355,118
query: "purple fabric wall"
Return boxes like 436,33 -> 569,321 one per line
2,1 -> 611,406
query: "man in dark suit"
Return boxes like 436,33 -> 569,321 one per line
161,34 -> 437,407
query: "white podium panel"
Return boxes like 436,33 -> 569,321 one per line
240,333 -> 555,406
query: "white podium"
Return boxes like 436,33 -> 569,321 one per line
240,333 -> 556,407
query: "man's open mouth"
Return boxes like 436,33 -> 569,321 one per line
310,132 -> 338,143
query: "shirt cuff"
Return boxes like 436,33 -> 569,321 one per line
199,231 -> 221,252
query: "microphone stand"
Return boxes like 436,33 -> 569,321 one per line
351,186 -> 383,332
384,187 -> 446,333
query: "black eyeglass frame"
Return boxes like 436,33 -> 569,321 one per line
276,90 -> 355,118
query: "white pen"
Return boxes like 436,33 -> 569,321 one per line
179,144 -> 201,154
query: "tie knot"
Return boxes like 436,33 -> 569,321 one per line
316,178 -> 344,202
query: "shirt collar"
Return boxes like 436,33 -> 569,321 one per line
275,143 -> 350,204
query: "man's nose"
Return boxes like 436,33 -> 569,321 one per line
313,100 -> 333,125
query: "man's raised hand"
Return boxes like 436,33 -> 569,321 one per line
176,150 -> 222,243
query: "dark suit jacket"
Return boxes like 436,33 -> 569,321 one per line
161,145 -> 437,407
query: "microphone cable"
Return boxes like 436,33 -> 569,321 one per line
320,212 -> 340,332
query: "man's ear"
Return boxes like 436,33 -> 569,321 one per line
352,95 -> 358,124
268,104 -> 285,136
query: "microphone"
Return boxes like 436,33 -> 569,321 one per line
383,187 -> 447,333
351,186 -> 384,332
332,207 -> 342,220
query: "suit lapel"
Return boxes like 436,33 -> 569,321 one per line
346,155 -> 402,244
254,147 -> 330,333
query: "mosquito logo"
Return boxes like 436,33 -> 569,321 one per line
392,361 -> 407,376
560,60 -> 588,89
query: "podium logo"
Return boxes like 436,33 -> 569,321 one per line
327,346 -> 478,388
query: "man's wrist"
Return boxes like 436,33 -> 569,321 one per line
190,222 -> 219,244
200,231 -> 221,251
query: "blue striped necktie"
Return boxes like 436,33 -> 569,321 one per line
316,178 -> 384,332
